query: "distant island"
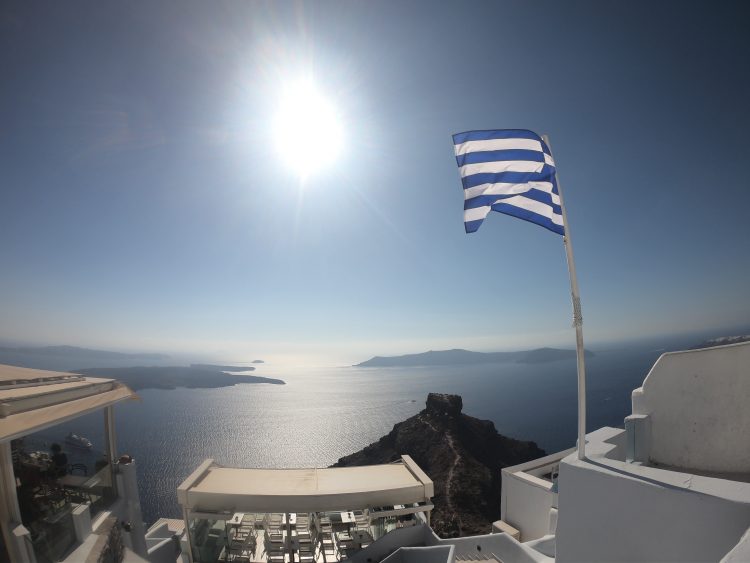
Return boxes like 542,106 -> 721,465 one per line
355,347 -> 594,367
190,363 -> 255,372
74,366 -> 284,391
691,335 -> 750,350
0,344 -> 282,391
252,360 -> 265,364
334,393 -> 544,538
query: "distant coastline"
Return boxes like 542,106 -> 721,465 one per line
690,335 -> 750,350
355,347 -> 594,368
0,345 -> 283,390
190,363 -> 256,372
75,366 -> 284,391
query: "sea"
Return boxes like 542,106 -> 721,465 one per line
23,340 -> 695,525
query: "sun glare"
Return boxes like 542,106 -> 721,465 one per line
273,79 -> 343,178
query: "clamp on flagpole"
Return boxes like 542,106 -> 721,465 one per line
543,134 -> 587,461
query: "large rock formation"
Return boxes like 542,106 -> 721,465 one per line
333,393 -> 545,538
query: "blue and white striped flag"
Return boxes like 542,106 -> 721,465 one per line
452,129 -> 564,235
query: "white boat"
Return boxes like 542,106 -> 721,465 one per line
64,432 -> 92,449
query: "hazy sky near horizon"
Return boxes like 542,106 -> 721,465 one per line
1,2 -> 749,364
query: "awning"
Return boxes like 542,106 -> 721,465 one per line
178,456 -> 434,515
0,363 -> 136,442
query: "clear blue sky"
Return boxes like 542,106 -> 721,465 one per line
1,2 -> 748,364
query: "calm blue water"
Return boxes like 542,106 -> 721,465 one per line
28,345 -> 667,525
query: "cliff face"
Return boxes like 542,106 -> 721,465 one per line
333,393 -> 545,538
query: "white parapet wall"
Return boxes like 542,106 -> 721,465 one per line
351,524 -> 552,563
630,341 -> 750,473
555,427 -> 750,563
434,532 -> 551,563
722,525 -> 750,563
381,545 -> 454,563
501,474 -> 552,542
501,450 -> 573,542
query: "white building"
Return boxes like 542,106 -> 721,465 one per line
501,340 -> 750,562
0,364 -> 152,562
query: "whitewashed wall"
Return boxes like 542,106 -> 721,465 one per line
381,546 -> 454,563
632,341 -> 750,473
501,471 -> 555,541
351,523 -> 551,563
721,525 -> 750,563
555,455 -> 750,563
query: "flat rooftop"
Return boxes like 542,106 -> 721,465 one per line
0,363 -> 135,442
178,456 -> 434,515
0,363 -> 84,386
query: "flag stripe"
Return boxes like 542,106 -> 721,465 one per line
456,149 -> 546,167
464,205 -> 492,223
463,181 -> 559,204
464,189 -> 562,214
452,129 -> 542,144
454,138 -> 543,156
461,169 -> 555,190
490,203 -> 565,235
492,195 -> 563,225
459,160 -> 543,177
453,129 -> 564,235
462,198 -> 564,232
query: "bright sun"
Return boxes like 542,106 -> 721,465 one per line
273,80 -> 343,178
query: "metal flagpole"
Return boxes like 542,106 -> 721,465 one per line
542,134 -> 587,460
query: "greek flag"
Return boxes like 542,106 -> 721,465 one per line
452,129 -> 564,235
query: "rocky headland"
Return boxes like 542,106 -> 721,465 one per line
333,393 -> 544,538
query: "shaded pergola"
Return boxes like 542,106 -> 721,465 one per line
177,455 -> 434,561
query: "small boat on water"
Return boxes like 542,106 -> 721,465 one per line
65,432 -> 92,450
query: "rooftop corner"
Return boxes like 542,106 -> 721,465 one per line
0,364 -> 136,442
